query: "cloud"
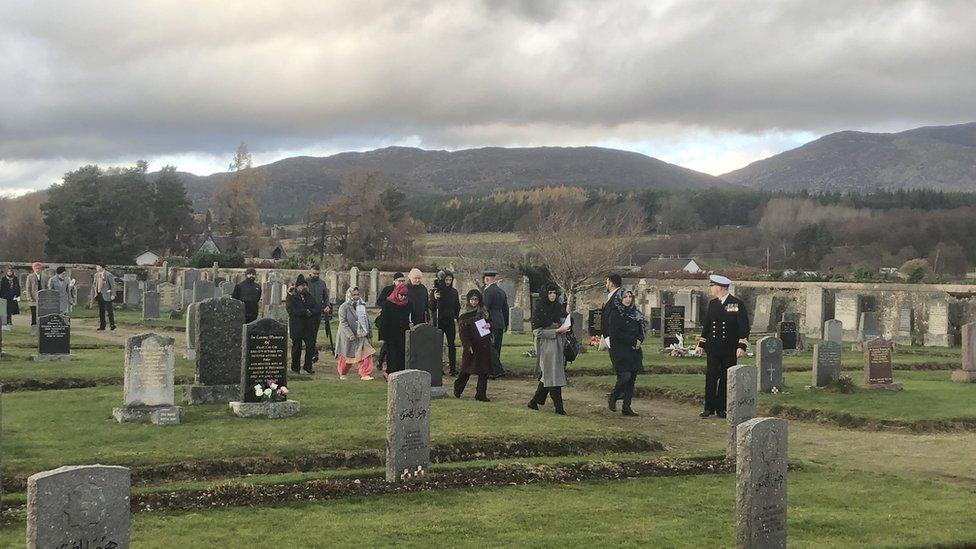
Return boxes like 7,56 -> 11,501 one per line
1,0 -> 973,192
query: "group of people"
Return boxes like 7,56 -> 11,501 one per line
0,262 -> 119,331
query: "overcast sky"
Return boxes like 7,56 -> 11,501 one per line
1,0 -> 974,195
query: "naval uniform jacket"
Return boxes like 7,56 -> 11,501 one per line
695,294 -> 750,356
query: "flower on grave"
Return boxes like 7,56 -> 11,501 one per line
270,382 -> 278,390
254,387 -> 263,397
254,384 -> 262,392
280,386 -> 289,395
415,466 -> 425,477
401,469 -> 410,481
276,387 -> 286,397
264,388 -> 273,397
771,386 -> 780,394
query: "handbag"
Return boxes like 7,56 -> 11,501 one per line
563,323 -> 580,363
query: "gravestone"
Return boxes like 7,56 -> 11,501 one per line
37,288 -> 60,318
36,314 -> 71,361
952,322 -> 976,382
184,297 -> 245,404
144,279 -> 158,293
349,266 -> 360,293
925,294 -> 951,347
326,271 -> 339,303
229,318 -> 298,418
74,284 -> 91,307
752,294 -> 775,333
863,338 -> 901,390
386,369 -> 431,482
736,417 -> 788,549
834,291 -> 860,342
859,312 -> 882,342
811,341 -> 842,387
182,268 -> 200,290
508,306 -> 524,334
650,307 -> 662,333
219,280 -> 235,297
70,268 -> 93,288
184,302 -> 199,360
123,279 -> 141,308
26,465 -> 131,549
662,305 -> 685,347
406,324 -> 446,398
824,319 -> 843,345
570,310 -> 586,353
192,280 -> 215,303
0,298 -> 7,329
756,336 -> 783,392
369,268 -> 380,303
674,290 -> 695,329
112,333 -> 181,424
726,365 -> 758,461
777,321 -> 797,352
894,306 -> 913,345
142,291 -> 161,320
587,308 -> 604,338
260,282 -> 273,307
158,282 -> 178,313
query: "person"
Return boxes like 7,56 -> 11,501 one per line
373,272 -> 399,372
600,273 -> 623,347
527,284 -> 571,415
406,268 -> 429,327
482,269 -> 509,379
231,267 -> 262,323
47,266 -> 74,315
378,274 -> 411,375
286,274 -> 320,374
92,263 -> 117,331
306,267 -> 334,360
430,270 -> 461,375
0,266 -> 21,324
336,286 -> 376,380
26,262 -> 46,326
695,275 -> 750,418
454,289 -> 492,401
607,289 -> 645,417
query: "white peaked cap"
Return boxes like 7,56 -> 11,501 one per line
709,275 -> 732,287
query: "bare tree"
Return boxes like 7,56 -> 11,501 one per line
523,203 -> 645,311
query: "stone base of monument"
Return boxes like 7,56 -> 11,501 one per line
113,405 -> 183,424
430,386 -> 449,399
924,334 -> 951,347
184,349 -> 197,360
229,400 -> 300,419
864,382 -> 903,391
951,370 -> 976,383
1,324 -> 10,331
32,354 -> 73,362
184,384 -> 238,404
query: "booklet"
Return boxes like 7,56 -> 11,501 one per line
560,315 -> 571,330
475,318 -> 491,338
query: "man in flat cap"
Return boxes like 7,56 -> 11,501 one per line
695,275 -> 750,418
482,269 -> 509,378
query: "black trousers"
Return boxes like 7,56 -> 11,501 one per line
243,301 -> 259,324
530,381 -> 565,413
30,305 -> 37,326
704,351 -> 737,413
386,337 -> 406,374
611,371 -> 639,409
454,372 -> 487,399
377,342 -> 388,369
439,319 -> 457,372
490,329 -> 506,376
309,314 -> 322,359
96,295 -> 116,329
291,335 -> 314,371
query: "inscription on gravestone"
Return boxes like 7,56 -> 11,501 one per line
726,365 -> 758,461
777,321 -> 797,351
241,319 -> 289,403
587,308 -> 604,338
812,341 -> 842,387
863,338 -> 900,389
756,336 -> 783,392
736,417 -> 788,549
386,369 -> 431,482
38,314 -> 70,356
663,305 -> 685,347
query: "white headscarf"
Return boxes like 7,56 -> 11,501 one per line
346,286 -> 369,336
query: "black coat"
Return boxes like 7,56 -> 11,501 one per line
483,283 -> 509,330
379,297 -> 411,344
608,306 -> 645,374
286,289 -> 320,338
1,275 -> 20,315
430,284 -> 460,325
696,294 -> 750,356
232,279 -> 262,303
600,287 -> 622,337
406,283 -> 429,325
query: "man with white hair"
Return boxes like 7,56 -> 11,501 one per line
406,268 -> 429,327
694,274 -> 750,418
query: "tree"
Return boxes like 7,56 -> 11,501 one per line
151,166 -> 193,255
212,142 -> 264,239
789,223 -> 834,269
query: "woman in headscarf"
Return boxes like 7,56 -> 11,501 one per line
607,288 -> 645,416
379,273 -> 411,376
47,266 -> 74,315
527,284 -> 571,415
454,289 -> 493,401
0,266 -> 21,324
336,286 -> 376,380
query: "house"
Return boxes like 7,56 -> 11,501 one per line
193,234 -> 288,261
134,250 -> 160,266
641,257 -> 702,274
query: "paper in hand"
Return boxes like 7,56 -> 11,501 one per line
475,318 -> 491,338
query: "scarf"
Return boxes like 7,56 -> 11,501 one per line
459,290 -> 488,326
532,285 -> 566,329
614,289 -> 645,324
387,284 -> 408,307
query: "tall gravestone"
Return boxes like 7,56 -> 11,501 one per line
192,280 -> 215,303
650,307 -> 662,333
36,314 -> 71,361
185,297 -> 245,404
752,294 -> 775,333
0,297 -> 7,330
662,305 -> 685,347
834,291 -> 860,342
369,268 -> 380,303
859,312 -> 882,343
406,324 -> 447,398
925,294 -> 951,347
777,321 -> 797,353
37,288 -> 60,318
952,322 -> 976,382
26,465 -> 131,549
894,306 -> 914,345
219,280 -> 235,297
812,341 -> 842,387
182,268 -> 200,291
756,336 -> 783,393
184,302 -> 199,360
123,279 -> 141,308
736,418 -> 788,549
726,365 -> 758,461
508,306 -> 524,334
570,310 -> 586,354
863,338 -> 901,390
230,318 -> 298,418
112,333 -> 181,424
74,284 -> 91,307
142,290 -> 161,320
386,369 -> 431,482
158,282 -> 178,313
824,319 -> 843,345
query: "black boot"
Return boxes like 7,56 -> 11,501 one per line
528,381 -> 547,410
454,373 -> 468,399
551,387 -> 566,415
622,407 -> 639,417
474,375 -> 490,402
608,392 -> 617,412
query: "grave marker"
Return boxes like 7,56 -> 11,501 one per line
406,324 -> 446,398
756,336 -> 783,392
184,302 -> 199,360
824,319 -> 843,344
142,290 -> 160,320
112,333 -> 181,423
184,297 -> 244,404
727,365 -> 758,461
386,369 -> 431,482
863,338 -> 901,390
158,282 -> 178,313
508,306 -> 524,334
192,280 -> 215,303
662,305 -> 685,347
229,318 -> 299,418
777,321 -> 797,352
736,418 -> 788,549
811,341 -> 842,387
37,288 -> 60,318
952,322 -> 976,382
587,308 -> 604,338
36,313 -> 71,361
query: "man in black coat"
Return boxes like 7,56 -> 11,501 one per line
695,275 -> 750,418
482,269 -> 509,378
286,274 -> 320,374
601,273 -> 623,341
430,271 -> 461,375
406,268 -> 429,327
306,267 -> 333,361
231,268 -> 262,323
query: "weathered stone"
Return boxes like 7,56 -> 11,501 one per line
219,280 -> 235,297
123,279 -> 141,308
924,293 -> 951,347
113,333 -> 180,423
149,406 -> 182,425
184,297 -> 245,404
184,301 -> 199,360
863,338 -> 901,390
37,313 -> 70,357
229,400 -> 300,419
26,465 -> 131,549
508,306 -> 524,334
142,290 -> 160,320
182,268 -> 200,290
37,288 -> 60,318
752,294 -> 775,333
74,284 -> 91,307
240,318 -> 289,402
726,365 -> 758,461
736,417 -> 788,549
952,322 -> 976,382
834,291 -> 860,342
859,311 -> 882,342
812,341 -> 842,387
824,319 -> 843,345
674,290 -> 695,329
406,324 -> 446,398
369,268 -> 380,303
756,336 -> 783,393
804,286 -> 825,337
893,306 -> 913,345
386,369 -> 431,482
0,297 -> 7,328
192,280 -> 215,303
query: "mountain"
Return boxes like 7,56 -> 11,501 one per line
168,146 -> 730,218
722,122 -> 976,192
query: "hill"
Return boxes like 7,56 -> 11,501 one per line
721,122 -> 976,192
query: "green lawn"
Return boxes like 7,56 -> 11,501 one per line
71,306 -> 186,330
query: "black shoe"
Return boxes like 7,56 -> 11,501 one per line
291,368 -> 301,374
554,409 -> 567,416
699,410 -> 713,418
527,401 -> 539,410
453,383 -> 462,399
96,327 -> 106,331
110,325 -> 117,330
475,396 -> 491,402
302,367 -> 315,374
608,393 -> 617,412
622,408 -> 639,417
716,411 -> 727,418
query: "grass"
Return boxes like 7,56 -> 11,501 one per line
71,306 -> 186,329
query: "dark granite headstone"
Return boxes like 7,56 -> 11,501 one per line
406,324 -> 446,398
756,336 -> 783,392
650,307 -> 662,333
863,338 -> 900,389
241,318 -> 289,403
38,314 -> 70,355
587,308 -> 604,338
778,321 -> 798,351
142,291 -> 160,320
663,305 -> 685,347
859,311 -> 883,342
812,341 -> 842,387
185,297 -> 244,404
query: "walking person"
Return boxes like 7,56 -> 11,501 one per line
527,284 -> 570,415
607,289 -> 645,417
482,269 -> 509,379
454,289 -> 492,401
378,274 -> 411,376
406,268 -> 429,327
92,263 -> 117,331
231,267 -> 262,323
0,266 -> 21,325
430,270 -> 461,375
600,273 -> 623,349
47,266 -> 74,315
286,275 -> 320,374
26,262 -> 46,326
336,286 -> 376,380
695,275 -> 750,418
306,267 -> 333,360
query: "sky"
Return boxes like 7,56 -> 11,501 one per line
1,0 -> 974,196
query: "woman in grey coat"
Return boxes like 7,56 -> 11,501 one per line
527,284 -> 571,415
47,266 -> 74,315
335,286 -> 376,380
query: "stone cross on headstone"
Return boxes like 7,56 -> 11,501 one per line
112,333 -> 182,424
756,336 -> 783,393
26,465 -> 131,549
736,417 -> 788,549
726,365 -> 758,461
952,322 -> 976,383
406,324 -> 447,398
184,297 -> 245,404
386,369 -> 431,482
812,341 -> 842,387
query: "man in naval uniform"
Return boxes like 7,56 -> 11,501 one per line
694,275 -> 750,418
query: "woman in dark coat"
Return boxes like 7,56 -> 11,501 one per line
528,284 -> 571,415
607,289 -> 645,416
454,289 -> 493,401
379,277 -> 411,376
0,266 -> 21,324
286,274 -> 320,374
